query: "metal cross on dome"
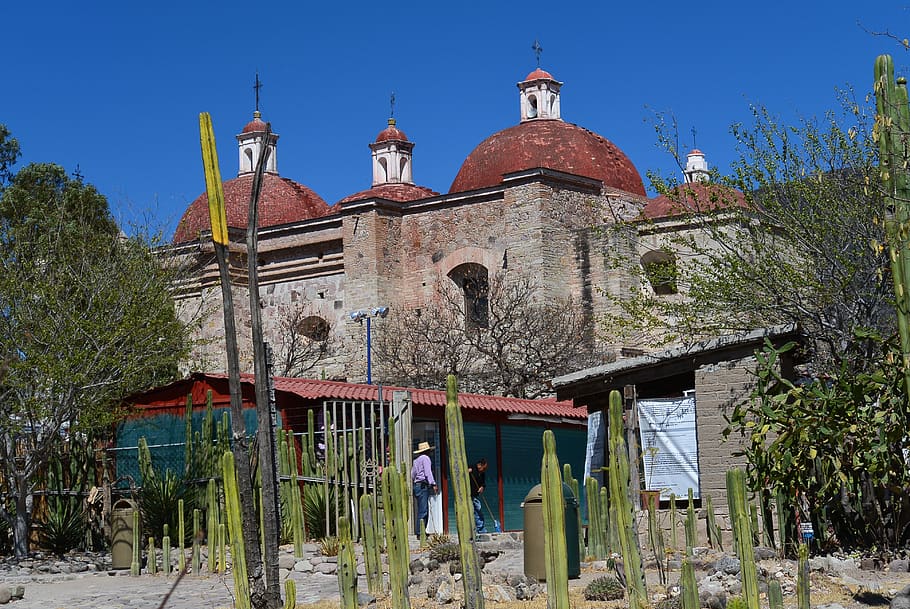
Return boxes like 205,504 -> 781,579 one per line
532,39 -> 543,67
390,91 -> 396,118
253,72 -> 263,112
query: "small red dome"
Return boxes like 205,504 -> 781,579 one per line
339,183 -> 438,204
173,173 -> 331,243
242,115 -> 268,134
375,121 -> 409,143
449,120 -> 645,195
524,68 -> 554,81
641,182 -> 747,219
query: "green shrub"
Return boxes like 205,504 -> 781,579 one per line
583,575 -> 625,601
317,535 -> 340,556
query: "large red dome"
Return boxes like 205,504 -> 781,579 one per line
173,173 -> 331,243
449,120 -> 645,195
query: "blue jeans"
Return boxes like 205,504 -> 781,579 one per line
414,482 -> 430,535
472,496 -> 486,533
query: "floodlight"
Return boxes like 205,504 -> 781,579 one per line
371,306 -> 389,318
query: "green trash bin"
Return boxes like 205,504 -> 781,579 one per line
521,483 -> 580,581
110,498 -> 138,570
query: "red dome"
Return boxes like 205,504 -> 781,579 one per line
173,173 -> 331,243
524,68 -> 554,81
339,183 -> 438,205
376,124 -> 409,143
242,116 -> 268,134
641,182 -> 747,219
449,120 -> 645,195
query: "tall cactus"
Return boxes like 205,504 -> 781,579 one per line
359,493 -> 383,594
206,477 -> 218,573
564,464 -> 584,562
680,557 -> 699,609
130,510 -> 141,576
727,469 -> 759,609
283,580 -> 297,609
874,54 -> 910,397
382,464 -> 410,609
445,375 -> 485,609
797,543 -> 810,609
585,477 -> 604,559
223,451 -> 251,609
192,508 -> 201,574
337,516 -> 357,609
768,579 -> 784,609
177,499 -> 186,573
541,430 -> 569,609
706,495 -> 723,551
669,493 -> 678,551
607,390 -> 648,609
684,488 -> 696,555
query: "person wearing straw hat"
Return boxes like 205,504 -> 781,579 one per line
411,441 -> 437,535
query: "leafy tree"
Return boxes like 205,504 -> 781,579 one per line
726,336 -> 910,552
607,97 -> 891,377
0,144 -> 190,558
373,269 -> 611,398
0,126 -> 20,189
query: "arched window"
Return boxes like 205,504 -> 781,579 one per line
640,250 -> 678,295
527,94 -> 538,119
448,263 -> 489,329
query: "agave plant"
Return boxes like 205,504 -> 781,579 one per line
40,501 -> 85,556
301,481 -> 337,539
139,469 -> 195,544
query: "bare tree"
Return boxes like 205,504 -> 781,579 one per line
273,303 -> 334,377
373,269 -> 612,398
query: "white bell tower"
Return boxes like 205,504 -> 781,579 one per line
683,149 -> 710,183
236,111 -> 279,176
518,68 -> 563,122
370,118 -> 415,186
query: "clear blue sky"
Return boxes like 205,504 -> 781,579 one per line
3,1 -> 908,237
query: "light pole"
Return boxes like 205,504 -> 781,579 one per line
349,306 -> 389,384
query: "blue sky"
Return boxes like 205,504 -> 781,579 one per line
3,1 -> 908,238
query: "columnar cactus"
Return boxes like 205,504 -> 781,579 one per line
206,477 -> 218,573
192,508 -> 201,574
669,493 -> 678,551
382,464 -> 410,609
223,451 -> 251,609
607,390 -> 648,609
287,430 -> 306,558
706,495 -> 722,551
768,579 -> 784,609
148,537 -> 156,575
727,469 -> 759,609
283,579 -> 297,609
162,533 -> 171,576
680,557 -> 699,609
130,510 -> 140,576
359,493 -> 383,594
564,464 -> 584,562
874,54 -> 910,397
177,499 -> 185,572
541,430 -> 569,609
337,516 -> 358,609
445,375 -> 485,609
797,543 -> 810,609
685,489 -> 696,555
585,477 -> 604,559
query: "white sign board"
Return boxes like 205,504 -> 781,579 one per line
638,396 -> 700,499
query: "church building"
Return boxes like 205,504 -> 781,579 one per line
168,66 -> 717,386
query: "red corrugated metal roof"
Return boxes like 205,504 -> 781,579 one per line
202,373 -> 586,419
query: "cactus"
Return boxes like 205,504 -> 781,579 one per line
206,477 -> 218,573
680,557 -> 699,609
585,477 -> 605,559
797,542 -> 810,609
684,488 -> 696,555
564,464 -> 585,562
192,508 -> 201,574
768,579 -> 784,609
607,390 -> 648,609
382,464 -> 410,609
646,494 -> 666,585
541,430 -> 569,609
148,537 -> 156,575
130,510 -> 141,576
218,522 -> 227,574
583,575 -> 625,601
223,451 -> 251,609
337,516 -> 357,609
706,495 -> 723,551
359,493 -> 383,594
727,597 -> 748,609
750,502 -> 760,547
444,375 -> 485,609
283,579 -> 297,609
162,534 -> 171,576
874,54 -> 910,397
285,430 -> 306,558
727,469 -> 759,609
429,542 -> 461,563
177,499 -> 185,572
669,493 -> 678,551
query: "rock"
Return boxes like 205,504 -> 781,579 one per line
426,579 -> 440,598
715,556 -> 741,575
278,554 -> 296,570
436,577 -> 455,603
891,584 -> 910,609
9,586 -> 23,600
427,558 -> 440,571
890,560 -> 910,573
484,584 -> 513,603
861,558 -> 881,571
357,592 -> 375,606
705,594 -> 726,609
409,558 -> 426,574
754,547 -> 777,560
515,582 -> 532,600
294,560 -> 313,573
315,562 -> 337,575
0,586 -> 10,605
408,574 -> 424,586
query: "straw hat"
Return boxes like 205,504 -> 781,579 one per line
413,441 -> 433,454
